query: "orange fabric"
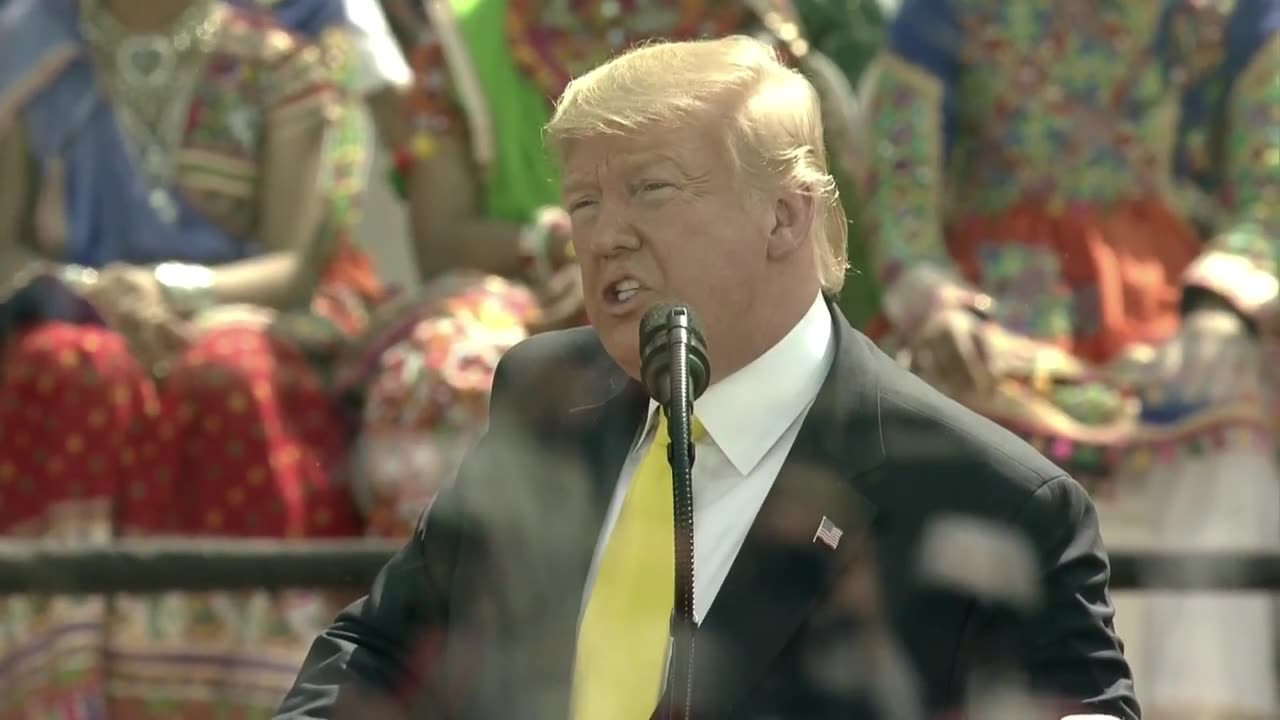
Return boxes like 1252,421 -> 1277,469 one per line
871,200 -> 1202,365
321,242 -> 384,303
946,200 -> 1201,363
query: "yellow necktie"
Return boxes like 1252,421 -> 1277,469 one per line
572,412 -> 707,720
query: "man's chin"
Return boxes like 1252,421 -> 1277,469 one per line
595,322 -> 641,380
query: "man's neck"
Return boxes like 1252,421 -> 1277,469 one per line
99,0 -> 198,33
712,285 -> 821,384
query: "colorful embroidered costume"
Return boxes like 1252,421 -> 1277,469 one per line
0,0 -> 381,716
865,1 -> 1280,715
264,0 -> 414,90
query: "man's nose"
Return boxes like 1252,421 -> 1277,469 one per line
588,203 -> 641,257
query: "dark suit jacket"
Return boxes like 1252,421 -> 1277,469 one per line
277,309 -> 1139,720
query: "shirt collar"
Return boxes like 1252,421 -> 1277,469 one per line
641,293 -> 835,474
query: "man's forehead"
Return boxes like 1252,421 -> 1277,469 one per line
561,130 -> 716,185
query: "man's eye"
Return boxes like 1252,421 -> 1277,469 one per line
641,182 -> 672,192
568,199 -> 597,212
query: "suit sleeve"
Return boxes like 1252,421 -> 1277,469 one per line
274,350 -> 522,719
1181,2 -> 1280,319
1012,475 -> 1140,720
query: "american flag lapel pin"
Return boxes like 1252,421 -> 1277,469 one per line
813,516 -> 843,550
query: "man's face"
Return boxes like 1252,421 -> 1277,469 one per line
562,123 -> 776,381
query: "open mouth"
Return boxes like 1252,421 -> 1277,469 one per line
604,278 -> 644,312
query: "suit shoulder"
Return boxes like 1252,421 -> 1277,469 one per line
495,327 -> 605,379
489,327 -> 620,418
867,345 -> 1066,500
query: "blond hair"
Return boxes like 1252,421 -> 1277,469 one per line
546,35 -> 849,292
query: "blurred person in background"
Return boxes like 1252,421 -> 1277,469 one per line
234,0 -> 418,171
278,35 -> 1135,720
862,1 -> 1280,716
342,0 -> 868,538
0,0 -> 385,715
788,0 -> 896,329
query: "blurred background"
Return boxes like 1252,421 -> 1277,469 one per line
1,0 -> 1278,717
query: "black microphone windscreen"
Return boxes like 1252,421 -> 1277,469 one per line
639,302 -> 679,348
685,315 -> 710,400
638,302 -> 711,404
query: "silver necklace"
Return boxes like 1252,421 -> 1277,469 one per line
80,0 -> 224,223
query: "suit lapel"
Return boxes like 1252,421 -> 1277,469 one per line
567,349 -> 651,554
689,308 -> 888,716
524,342 -> 649,720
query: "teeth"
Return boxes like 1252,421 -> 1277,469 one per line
612,278 -> 641,303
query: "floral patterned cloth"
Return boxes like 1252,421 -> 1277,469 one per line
350,274 -> 539,537
865,0 -> 1280,486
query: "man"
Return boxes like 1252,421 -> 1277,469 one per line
276,36 -> 1137,720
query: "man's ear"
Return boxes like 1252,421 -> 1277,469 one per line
766,189 -> 816,261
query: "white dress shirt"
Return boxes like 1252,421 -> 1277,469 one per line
581,294 -> 836,624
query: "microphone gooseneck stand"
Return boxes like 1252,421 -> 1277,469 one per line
664,309 -> 698,720
639,303 -> 710,720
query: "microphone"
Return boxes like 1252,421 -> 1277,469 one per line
638,302 -> 709,720
639,302 -> 710,406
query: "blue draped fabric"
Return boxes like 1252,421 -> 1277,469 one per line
227,0 -> 348,38
883,0 -> 963,157
0,0 -> 253,268
1174,0 -> 1280,189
